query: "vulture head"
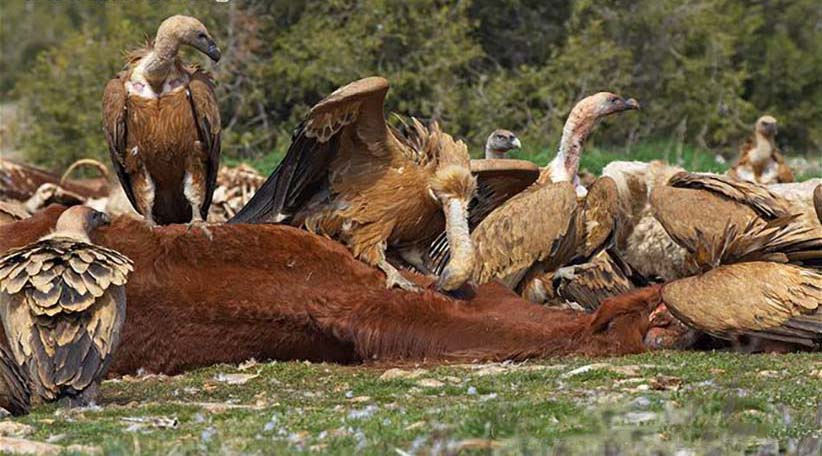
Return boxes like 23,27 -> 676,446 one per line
551,92 -> 639,193
52,206 -> 111,243
157,15 -> 221,62
485,130 -> 522,159
428,127 -> 478,291
755,115 -> 778,138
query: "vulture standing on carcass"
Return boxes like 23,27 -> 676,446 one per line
646,217 -> 822,351
0,206 -> 132,405
102,15 -> 221,225
469,92 -> 639,297
0,345 -> 30,416
727,115 -> 793,184
484,129 -> 522,159
230,77 -> 477,292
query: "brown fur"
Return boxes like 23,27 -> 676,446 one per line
0,207 -> 654,375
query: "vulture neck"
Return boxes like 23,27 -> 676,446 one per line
549,108 -> 597,190
142,34 -> 181,89
750,132 -> 775,164
437,197 -> 475,291
485,147 -> 507,159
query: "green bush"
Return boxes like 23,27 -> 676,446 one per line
4,0 -> 820,171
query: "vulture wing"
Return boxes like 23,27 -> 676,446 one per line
580,176 -> 620,258
472,182 -> 578,286
230,77 -> 406,224
187,70 -> 222,220
661,262 -> 822,347
554,250 -> 635,312
102,74 -> 141,215
0,345 -> 30,416
814,185 -> 822,224
668,172 -> 791,219
427,159 -> 540,274
0,239 -> 131,400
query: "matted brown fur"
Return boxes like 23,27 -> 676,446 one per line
0,206 -> 655,375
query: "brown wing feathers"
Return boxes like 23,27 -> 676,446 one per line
0,239 -> 132,401
187,69 -> 222,220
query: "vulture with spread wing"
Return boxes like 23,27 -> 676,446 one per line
230,77 -> 476,291
103,15 -> 221,225
0,207 -> 132,404
727,115 -> 793,184
470,92 -> 639,294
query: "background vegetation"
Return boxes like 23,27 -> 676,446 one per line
1,0 -> 820,172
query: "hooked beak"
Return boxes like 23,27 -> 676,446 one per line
624,98 -> 640,110
510,137 -> 522,150
206,41 -> 221,62
762,122 -> 777,136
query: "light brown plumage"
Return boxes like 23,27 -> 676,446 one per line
102,15 -> 221,225
471,92 -> 639,294
661,262 -> 821,347
727,115 -> 793,184
0,207 -> 132,404
230,77 -> 476,291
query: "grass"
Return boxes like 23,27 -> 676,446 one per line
225,138 -> 822,181
8,352 -> 821,454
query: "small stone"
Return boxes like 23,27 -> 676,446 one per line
621,411 -> 658,425
416,379 -> 444,388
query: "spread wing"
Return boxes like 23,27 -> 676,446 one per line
472,182 -> 578,286
427,159 -> 540,274
0,345 -> 30,416
230,77 -> 407,224
668,172 -> 791,219
102,74 -> 141,215
661,262 -> 822,346
187,70 -> 222,219
0,239 -> 132,399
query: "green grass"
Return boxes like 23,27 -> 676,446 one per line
9,352 -> 822,454
224,139 -> 822,180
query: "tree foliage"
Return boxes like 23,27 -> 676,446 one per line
3,0 -> 819,170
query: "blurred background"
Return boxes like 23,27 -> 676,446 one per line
0,0 -> 819,178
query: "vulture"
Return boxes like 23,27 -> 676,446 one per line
484,129 -> 522,159
470,92 -> 639,293
649,217 -> 822,350
102,15 -> 221,225
0,206 -> 132,405
727,115 -> 794,184
230,77 -> 477,292
0,345 -> 30,416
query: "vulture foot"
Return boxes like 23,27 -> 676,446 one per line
378,259 -> 422,292
186,220 -> 214,241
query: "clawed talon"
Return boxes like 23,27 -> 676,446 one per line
186,220 -> 213,241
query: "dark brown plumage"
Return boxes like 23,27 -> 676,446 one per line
0,207 -> 132,404
230,77 -> 476,292
102,15 -> 221,225
0,345 -> 30,416
814,184 -> 822,224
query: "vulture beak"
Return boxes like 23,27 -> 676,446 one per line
624,98 -> 640,110
436,198 -> 475,292
206,41 -> 222,62
763,122 -> 777,136
511,137 -> 522,150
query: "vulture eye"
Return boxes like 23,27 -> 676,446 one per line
198,32 -> 207,40
610,97 -> 619,104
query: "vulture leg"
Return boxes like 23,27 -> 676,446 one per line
377,258 -> 421,292
131,167 -> 156,226
183,149 -> 208,223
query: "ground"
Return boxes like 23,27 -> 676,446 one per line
2,352 -> 820,454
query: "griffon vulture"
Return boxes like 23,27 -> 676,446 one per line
648,217 -> 822,350
0,206 -> 132,404
103,15 -> 221,225
470,92 -> 639,293
484,129 -> 522,159
230,77 -> 476,292
727,115 -> 793,184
